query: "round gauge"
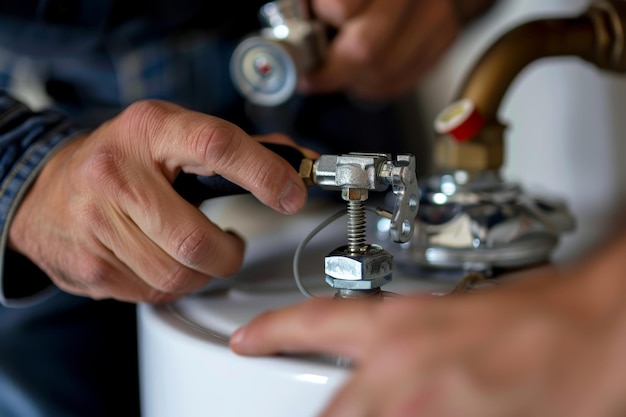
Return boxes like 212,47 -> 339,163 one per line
230,36 -> 298,107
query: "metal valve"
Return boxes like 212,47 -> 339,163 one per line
178,147 -> 419,298
230,0 -> 327,106
301,153 -> 419,298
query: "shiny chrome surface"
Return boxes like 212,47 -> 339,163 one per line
312,153 -> 419,244
390,170 -> 576,274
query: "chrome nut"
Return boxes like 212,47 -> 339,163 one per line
324,245 -> 393,289
325,275 -> 391,290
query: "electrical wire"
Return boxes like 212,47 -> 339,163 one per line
293,206 -> 382,299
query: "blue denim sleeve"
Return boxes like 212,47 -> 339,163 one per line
0,90 -> 86,307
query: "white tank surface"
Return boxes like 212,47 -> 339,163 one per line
138,196 -> 452,417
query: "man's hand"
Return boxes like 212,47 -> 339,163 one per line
302,0 -> 490,101
8,100 -> 309,303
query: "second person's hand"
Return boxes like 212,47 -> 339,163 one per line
231,249 -> 626,417
302,0 -> 465,101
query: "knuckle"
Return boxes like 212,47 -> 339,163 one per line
173,226 -> 216,267
78,146 -> 149,209
78,144 -> 137,203
119,99 -> 170,134
192,120 -> 239,168
74,256 -> 116,289
79,144 -> 120,184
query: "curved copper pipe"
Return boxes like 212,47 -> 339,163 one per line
459,17 -> 595,126
436,0 -> 626,171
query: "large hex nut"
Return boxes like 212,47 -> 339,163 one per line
324,245 -> 393,290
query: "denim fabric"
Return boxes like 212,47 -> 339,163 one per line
0,93 -> 85,306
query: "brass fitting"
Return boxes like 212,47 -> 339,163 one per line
436,0 -> 626,172
298,158 -> 315,187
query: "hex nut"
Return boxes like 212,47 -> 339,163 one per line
324,245 -> 393,289
325,275 -> 391,290
342,188 -> 368,201
299,158 -> 315,188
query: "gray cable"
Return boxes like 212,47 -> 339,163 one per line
293,206 -> 379,299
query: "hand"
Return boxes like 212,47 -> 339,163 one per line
231,241 -> 626,417
8,100 -> 309,303
302,0 -> 464,101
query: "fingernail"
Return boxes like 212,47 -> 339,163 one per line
279,181 -> 305,214
230,327 -> 246,347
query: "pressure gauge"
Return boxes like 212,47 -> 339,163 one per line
230,0 -> 326,106
230,36 -> 299,107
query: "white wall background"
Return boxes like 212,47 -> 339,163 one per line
417,0 -> 626,261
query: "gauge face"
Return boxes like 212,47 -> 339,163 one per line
230,37 -> 298,106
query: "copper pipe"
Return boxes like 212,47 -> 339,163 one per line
460,17 -> 595,126
436,0 -> 626,171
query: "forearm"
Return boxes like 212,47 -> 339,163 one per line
0,90 -> 85,307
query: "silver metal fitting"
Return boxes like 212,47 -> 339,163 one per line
230,0 -> 327,106
308,152 -> 418,298
391,170 -> 576,274
324,245 -> 393,290
312,153 -> 419,243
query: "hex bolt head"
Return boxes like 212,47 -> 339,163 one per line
324,244 -> 393,290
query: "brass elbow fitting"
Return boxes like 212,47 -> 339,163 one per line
435,0 -> 626,172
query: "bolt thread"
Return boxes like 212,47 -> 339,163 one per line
347,200 -> 366,252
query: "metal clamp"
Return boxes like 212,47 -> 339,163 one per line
300,152 -> 419,298
309,153 -> 419,243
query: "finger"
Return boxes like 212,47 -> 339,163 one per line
302,0 -> 411,94
311,0 -> 368,27
113,169 -> 247,280
319,376 -> 371,417
119,100 -> 308,215
230,297 -> 380,360
346,0 -> 459,100
51,239 -> 180,304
